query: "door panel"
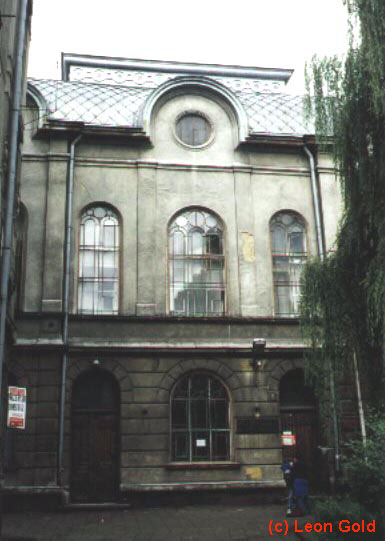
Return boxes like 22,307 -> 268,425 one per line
71,412 -> 118,502
280,410 -> 319,489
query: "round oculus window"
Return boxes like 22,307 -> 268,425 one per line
175,113 -> 212,147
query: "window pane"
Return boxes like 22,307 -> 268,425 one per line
102,251 -> 118,278
104,223 -> 116,247
172,259 -> 184,283
207,289 -> 224,314
207,259 -> 223,283
210,400 -> 228,429
205,233 -> 222,255
169,209 -> 224,316
212,432 -> 230,460
172,400 -> 188,429
192,431 -> 210,460
191,399 -> 208,428
172,285 -> 186,313
172,432 -> 189,461
271,226 -> 286,254
176,115 -> 210,147
78,207 -> 119,314
172,231 -> 185,255
173,377 -> 189,398
289,231 -> 304,254
190,231 -> 203,255
274,285 -> 291,315
171,374 -> 230,462
191,260 -> 204,283
83,219 -> 97,246
80,250 -> 96,278
190,374 -> 209,398
78,282 -> 94,312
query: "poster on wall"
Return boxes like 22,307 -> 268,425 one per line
7,386 -> 27,429
281,430 -> 296,446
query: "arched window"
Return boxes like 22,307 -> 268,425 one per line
270,211 -> 307,316
78,206 -> 120,314
169,209 -> 225,316
171,373 -> 230,462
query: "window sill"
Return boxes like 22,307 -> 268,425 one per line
166,462 -> 241,470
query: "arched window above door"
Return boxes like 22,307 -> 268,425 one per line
171,372 -> 230,462
168,208 -> 225,316
78,205 -> 120,314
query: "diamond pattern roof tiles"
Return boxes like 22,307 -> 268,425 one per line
30,79 -> 151,127
29,78 -> 314,136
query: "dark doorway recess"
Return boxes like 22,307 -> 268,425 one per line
71,369 -> 120,502
279,369 -> 321,489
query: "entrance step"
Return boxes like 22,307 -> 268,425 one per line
64,502 -> 132,511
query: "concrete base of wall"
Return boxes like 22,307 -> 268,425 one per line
3,485 -> 285,511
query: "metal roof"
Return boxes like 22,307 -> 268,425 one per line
28,76 -> 314,137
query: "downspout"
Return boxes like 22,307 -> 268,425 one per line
353,350 -> 367,447
303,145 -> 341,478
57,133 -> 82,488
0,1 -> 29,531
0,0 -> 29,455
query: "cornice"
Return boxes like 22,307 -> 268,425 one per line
62,53 -> 293,83
22,154 -> 311,176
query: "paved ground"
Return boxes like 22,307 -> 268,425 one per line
3,504 -> 313,541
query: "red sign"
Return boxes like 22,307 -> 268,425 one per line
281,433 -> 296,446
7,386 -> 27,429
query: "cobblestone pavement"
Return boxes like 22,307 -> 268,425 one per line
3,504 -> 312,541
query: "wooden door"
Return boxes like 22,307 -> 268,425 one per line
71,370 -> 119,502
279,369 -> 321,489
71,412 -> 118,502
280,409 -> 319,488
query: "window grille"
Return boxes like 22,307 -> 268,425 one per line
78,206 -> 119,314
169,209 -> 225,316
270,212 -> 307,316
171,373 -> 230,462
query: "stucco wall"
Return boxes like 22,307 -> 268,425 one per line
20,91 -> 342,317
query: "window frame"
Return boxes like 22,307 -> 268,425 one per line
168,208 -> 226,317
77,205 -> 121,315
269,211 -> 308,317
173,110 -> 214,149
170,372 -> 232,463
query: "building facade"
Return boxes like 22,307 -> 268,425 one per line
0,0 -> 32,492
9,54 -> 345,503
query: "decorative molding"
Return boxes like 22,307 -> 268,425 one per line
141,76 -> 250,143
63,53 -> 293,84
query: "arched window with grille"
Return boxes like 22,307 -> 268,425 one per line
270,211 -> 307,316
78,205 -> 120,314
168,208 -> 225,316
171,373 -> 230,462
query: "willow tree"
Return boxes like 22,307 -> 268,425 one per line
301,0 -> 385,442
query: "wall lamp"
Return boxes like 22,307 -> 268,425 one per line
251,338 -> 266,371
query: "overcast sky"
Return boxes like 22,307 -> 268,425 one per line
28,0 -> 350,94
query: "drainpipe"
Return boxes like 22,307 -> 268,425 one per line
57,133 -> 82,488
0,0 -> 29,410
303,145 -> 341,480
0,0 -> 30,530
304,145 -> 324,260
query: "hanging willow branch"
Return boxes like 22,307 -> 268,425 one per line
301,0 -> 385,417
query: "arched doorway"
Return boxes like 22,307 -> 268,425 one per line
71,369 -> 120,502
279,369 -> 320,488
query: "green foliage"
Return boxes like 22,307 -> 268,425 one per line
343,412 -> 385,512
311,414 -> 384,540
302,4 -> 385,535
301,0 -> 385,412
312,498 -> 375,540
